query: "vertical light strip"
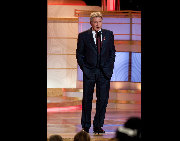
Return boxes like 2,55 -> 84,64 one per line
107,0 -> 115,11
107,0 -> 110,11
113,0 -> 115,10
80,23 -> 82,32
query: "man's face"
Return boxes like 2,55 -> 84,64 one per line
90,17 -> 102,31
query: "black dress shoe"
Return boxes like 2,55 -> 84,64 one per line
93,127 -> 105,134
82,127 -> 89,133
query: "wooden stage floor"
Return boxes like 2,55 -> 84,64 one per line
47,89 -> 141,140
47,108 -> 141,141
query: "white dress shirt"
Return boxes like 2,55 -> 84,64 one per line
92,29 -> 102,45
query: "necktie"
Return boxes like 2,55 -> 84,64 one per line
96,31 -> 101,54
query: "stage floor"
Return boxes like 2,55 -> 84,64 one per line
47,108 -> 141,141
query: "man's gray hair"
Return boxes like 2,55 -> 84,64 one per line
90,12 -> 103,22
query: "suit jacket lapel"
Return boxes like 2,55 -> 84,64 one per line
88,28 -> 97,50
101,29 -> 106,52
87,28 -> 107,52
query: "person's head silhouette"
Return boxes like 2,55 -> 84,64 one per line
49,134 -> 63,141
116,117 -> 141,141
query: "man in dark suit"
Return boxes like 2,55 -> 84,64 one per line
76,12 -> 116,134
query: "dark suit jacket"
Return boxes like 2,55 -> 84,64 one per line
76,28 -> 116,79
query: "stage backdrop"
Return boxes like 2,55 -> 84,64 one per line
47,5 -> 141,89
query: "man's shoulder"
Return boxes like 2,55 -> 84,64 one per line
102,29 -> 113,34
78,29 -> 90,36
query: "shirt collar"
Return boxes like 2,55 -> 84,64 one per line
92,29 -> 102,34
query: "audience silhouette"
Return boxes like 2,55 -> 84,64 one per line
115,117 -> 141,141
49,134 -> 63,141
74,130 -> 91,141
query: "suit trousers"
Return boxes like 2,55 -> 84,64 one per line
81,68 -> 110,128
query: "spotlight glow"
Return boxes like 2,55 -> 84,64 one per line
47,105 -> 82,113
